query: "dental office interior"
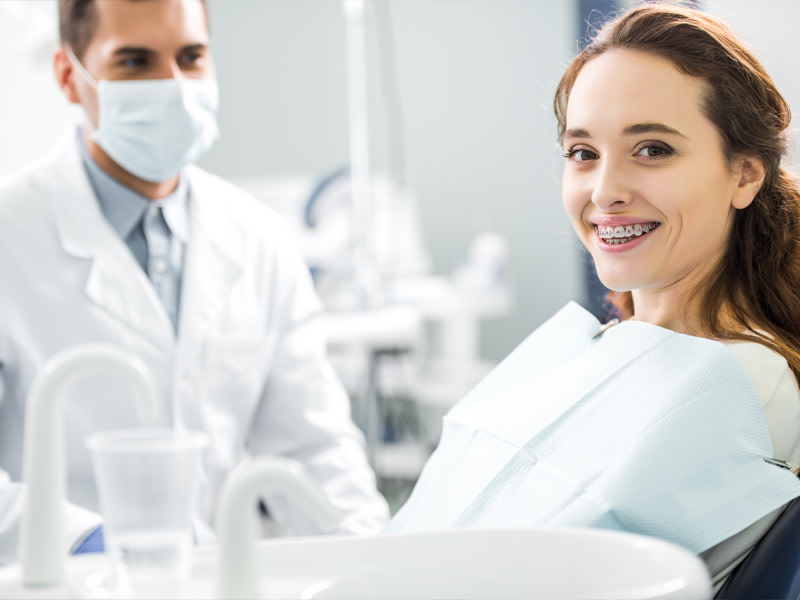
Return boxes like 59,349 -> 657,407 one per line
2,0 -> 800,598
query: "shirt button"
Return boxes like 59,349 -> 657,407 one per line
153,258 -> 168,274
148,205 -> 159,218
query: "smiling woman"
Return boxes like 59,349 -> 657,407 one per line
555,3 -> 800,364
559,48 -> 764,332
387,3 -> 800,596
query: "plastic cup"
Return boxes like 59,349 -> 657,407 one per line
86,428 -> 208,598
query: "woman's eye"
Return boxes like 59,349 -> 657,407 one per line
563,148 -> 598,162
635,144 -> 673,158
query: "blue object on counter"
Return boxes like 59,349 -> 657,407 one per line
73,525 -> 104,554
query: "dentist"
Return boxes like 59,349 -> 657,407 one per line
0,0 -> 388,565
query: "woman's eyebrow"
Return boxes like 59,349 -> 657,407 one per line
563,128 -> 591,140
562,122 -> 687,142
623,122 -> 688,138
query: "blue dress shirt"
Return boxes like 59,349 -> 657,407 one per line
77,129 -> 190,331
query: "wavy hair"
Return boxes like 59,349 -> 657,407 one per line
554,2 -> 800,383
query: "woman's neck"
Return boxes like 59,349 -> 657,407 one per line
630,286 -> 707,335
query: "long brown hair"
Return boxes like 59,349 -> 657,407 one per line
554,2 -> 800,383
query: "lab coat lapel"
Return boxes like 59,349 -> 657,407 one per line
177,168 -> 243,343
47,130 -> 175,352
167,168 -> 243,437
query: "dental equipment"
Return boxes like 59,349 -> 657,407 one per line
20,344 -> 159,588
216,456 -> 341,599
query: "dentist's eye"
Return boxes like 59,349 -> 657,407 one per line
635,143 -> 674,159
116,52 -> 151,70
179,50 -> 206,69
120,57 -> 146,68
563,148 -> 598,162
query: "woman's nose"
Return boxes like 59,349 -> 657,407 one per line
591,162 -> 634,209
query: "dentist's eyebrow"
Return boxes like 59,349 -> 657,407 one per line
623,122 -> 688,138
112,46 -> 155,58
178,43 -> 209,54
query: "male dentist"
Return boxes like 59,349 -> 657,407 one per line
0,0 -> 388,564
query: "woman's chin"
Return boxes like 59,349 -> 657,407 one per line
594,274 -> 637,294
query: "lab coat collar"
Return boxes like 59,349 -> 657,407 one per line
48,130 -> 120,259
45,130 -> 245,355
47,129 -> 175,352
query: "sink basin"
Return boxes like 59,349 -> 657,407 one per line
2,348 -> 711,600
47,526 -> 710,599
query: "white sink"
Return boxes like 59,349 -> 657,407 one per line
2,347 -> 712,600
48,526 -> 710,599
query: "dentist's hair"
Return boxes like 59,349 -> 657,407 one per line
58,0 -> 209,59
554,2 -> 800,382
58,0 -> 95,59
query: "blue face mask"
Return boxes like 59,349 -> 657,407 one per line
66,47 -> 219,183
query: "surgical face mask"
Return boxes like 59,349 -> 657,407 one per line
66,47 -> 219,183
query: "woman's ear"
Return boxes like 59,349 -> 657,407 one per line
731,155 -> 766,210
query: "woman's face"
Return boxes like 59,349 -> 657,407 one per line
561,49 -> 755,316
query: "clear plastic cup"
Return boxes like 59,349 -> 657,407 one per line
86,428 -> 208,598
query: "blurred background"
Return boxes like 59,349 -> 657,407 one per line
2,0 -> 799,508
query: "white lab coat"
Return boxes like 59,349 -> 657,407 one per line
0,131 -> 389,565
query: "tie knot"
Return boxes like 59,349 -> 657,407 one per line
143,206 -> 170,255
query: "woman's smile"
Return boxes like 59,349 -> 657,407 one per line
593,221 -> 662,249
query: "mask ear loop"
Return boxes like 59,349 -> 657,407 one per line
64,46 -> 104,134
64,46 -> 99,91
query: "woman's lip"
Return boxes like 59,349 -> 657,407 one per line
595,233 -> 650,253
591,218 -> 661,227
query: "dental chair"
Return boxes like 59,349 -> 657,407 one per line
716,496 -> 800,599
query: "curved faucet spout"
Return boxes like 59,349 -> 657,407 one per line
20,344 -> 159,588
216,457 -> 342,600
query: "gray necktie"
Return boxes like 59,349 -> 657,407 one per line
142,204 -> 179,332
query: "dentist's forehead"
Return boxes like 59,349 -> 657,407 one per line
89,0 -> 210,53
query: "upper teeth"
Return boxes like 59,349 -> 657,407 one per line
597,223 -> 658,239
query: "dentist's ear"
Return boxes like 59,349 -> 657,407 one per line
54,47 -> 82,105
732,155 -> 767,210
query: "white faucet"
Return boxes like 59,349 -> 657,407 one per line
19,344 -> 159,588
216,457 -> 342,599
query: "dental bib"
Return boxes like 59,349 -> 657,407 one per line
387,302 -> 800,553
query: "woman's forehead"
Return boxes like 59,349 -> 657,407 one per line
565,49 -> 710,140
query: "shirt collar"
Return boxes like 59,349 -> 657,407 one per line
149,186 -> 191,244
77,128 -> 190,243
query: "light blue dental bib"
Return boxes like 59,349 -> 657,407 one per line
387,302 -> 800,553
